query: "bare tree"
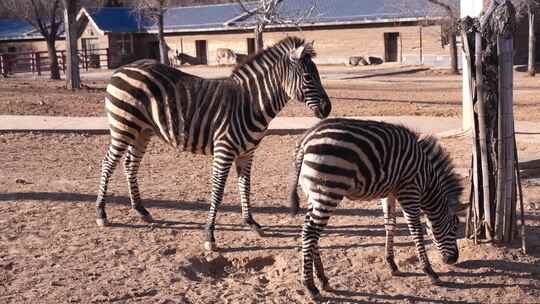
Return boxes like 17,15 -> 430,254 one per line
427,0 -> 460,74
133,0 -> 170,65
1,0 -> 63,79
63,0 -> 80,89
236,0 -> 318,51
513,0 -> 538,76
387,0 -> 459,73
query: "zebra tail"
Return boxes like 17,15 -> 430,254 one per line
287,142 -> 304,216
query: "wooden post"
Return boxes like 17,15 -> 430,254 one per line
106,48 -> 110,69
475,31 -> 493,240
35,52 -> 42,76
497,34 -> 515,242
61,51 -> 66,73
63,0 -> 81,89
461,28 -> 480,242
0,54 -> 5,77
461,0 -> 484,131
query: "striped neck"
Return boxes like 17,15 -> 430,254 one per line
230,40 -> 299,124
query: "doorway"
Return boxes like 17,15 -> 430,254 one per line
247,38 -> 256,55
195,40 -> 207,65
384,32 -> 400,62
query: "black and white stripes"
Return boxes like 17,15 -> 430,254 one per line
95,37 -> 331,251
288,118 -> 464,300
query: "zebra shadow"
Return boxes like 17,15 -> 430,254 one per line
0,191 -> 383,218
325,290 -> 476,304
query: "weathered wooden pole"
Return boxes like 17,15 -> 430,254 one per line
475,30 -> 494,240
494,3 -> 516,241
63,0 -> 81,89
528,4 -> 536,77
461,0 -> 484,131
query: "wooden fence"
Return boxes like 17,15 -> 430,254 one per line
0,48 -> 110,76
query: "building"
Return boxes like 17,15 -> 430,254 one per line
0,0 -> 537,70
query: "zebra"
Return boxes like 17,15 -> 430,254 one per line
95,37 -> 331,252
287,118 -> 465,301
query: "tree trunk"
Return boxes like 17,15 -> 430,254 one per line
63,0 -> 81,89
158,13 -> 170,66
255,23 -> 264,51
449,31 -> 459,74
528,7 -> 536,77
46,38 -> 61,80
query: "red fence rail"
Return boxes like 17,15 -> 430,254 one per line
1,48 -> 110,77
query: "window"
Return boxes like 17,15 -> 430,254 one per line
7,46 -> 16,53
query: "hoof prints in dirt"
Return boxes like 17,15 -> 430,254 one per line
179,255 -> 275,281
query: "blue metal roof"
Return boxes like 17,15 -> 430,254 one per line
156,2 -> 255,31
86,7 -> 146,33
235,0 -> 450,27
0,19 -> 41,40
0,0 -> 456,39
144,0 -> 453,33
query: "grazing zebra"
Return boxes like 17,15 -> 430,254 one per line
96,37 -> 331,251
288,118 -> 465,300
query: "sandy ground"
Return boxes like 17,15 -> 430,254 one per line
1,67 -> 540,303
0,132 -> 539,303
1,68 -> 540,121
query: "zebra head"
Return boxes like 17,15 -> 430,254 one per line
425,196 -> 468,265
286,40 -> 331,119
420,136 -> 465,265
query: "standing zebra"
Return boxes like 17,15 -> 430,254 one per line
96,37 -> 331,251
288,118 -> 465,301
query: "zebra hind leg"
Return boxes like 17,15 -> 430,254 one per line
96,142 -> 128,227
124,140 -> 152,223
301,195 -> 340,301
236,153 -> 263,236
313,244 -> 330,291
381,196 -> 400,276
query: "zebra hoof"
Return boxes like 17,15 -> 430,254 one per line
431,276 -> 443,286
203,241 -> 217,252
307,288 -> 322,303
139,213 -> 153,223
321,280 -> 331,291
96,218 -> 109,227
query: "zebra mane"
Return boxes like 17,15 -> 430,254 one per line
231,36 -> 316,75
419,135 -> 464,200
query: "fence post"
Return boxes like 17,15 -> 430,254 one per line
35,52 -> 42,76
61,51 -> 66,73
0,54 -> 5,77
106,48 -> 110,69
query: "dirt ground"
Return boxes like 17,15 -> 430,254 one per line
1,68 -> 540,303
1,68 -> 540,121
1,132 -> 540,303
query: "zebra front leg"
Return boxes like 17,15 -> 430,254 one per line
235,152 -> 263,235
96,142 -> 128,227
203,156 -> 233,251
124,141 -> 152,223
381,196 -> 400,275
400,203 -> 441,285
